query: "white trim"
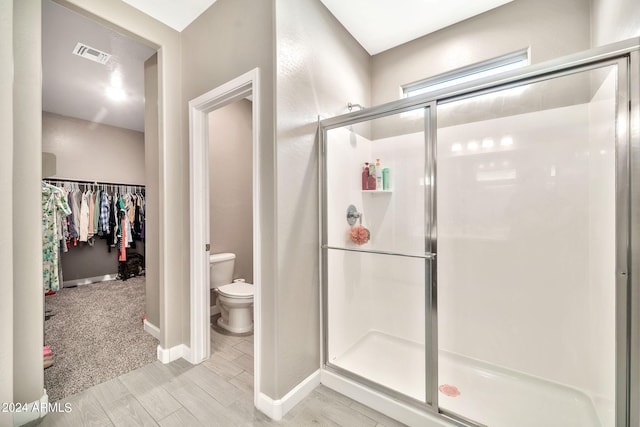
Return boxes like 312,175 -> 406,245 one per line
188,68 -> 262,407
143,319 -> 160,340
157,344 -> 189,364
321,370 -> 451,427
13,390 -> 48,426
62,273 -> 118,287
257,370 -> 321,421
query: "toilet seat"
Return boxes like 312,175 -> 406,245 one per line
218,282 -> 253,298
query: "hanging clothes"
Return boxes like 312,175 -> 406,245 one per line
70,189 -> 82,244
88,190 -> 95,239
118,195 -> 127,261
93,188 -> 101,235
107,195 -> 117,250
42,179 -> 145,257
100,190 -> 110,235
78,190 -> 90,242
133,195 -> 142,236
66,191 -> 77,241
42,182 -> 71,293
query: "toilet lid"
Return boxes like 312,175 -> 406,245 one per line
218,282 -> 254,298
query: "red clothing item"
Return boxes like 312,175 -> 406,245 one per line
119,216 -> 127,262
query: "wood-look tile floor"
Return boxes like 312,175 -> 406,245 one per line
29,328 -> 406,427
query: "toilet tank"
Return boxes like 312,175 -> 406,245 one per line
209,253 -> 235,289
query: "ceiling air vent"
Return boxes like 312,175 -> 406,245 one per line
72,42 -> 111,65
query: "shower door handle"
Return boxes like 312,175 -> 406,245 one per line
323,245 -> 436,259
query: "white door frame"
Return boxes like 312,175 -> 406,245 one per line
188,68 -> 261,407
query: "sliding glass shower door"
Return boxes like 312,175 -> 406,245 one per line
322,106 -> 436,406
436,63 -> 625,427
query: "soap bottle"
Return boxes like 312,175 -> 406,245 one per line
368,162 -> 376,190
375,159 -> 383,190
383,168 -> 390,190
362,163 -> 369,190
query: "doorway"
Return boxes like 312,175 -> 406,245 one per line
41,0 -> 158,402
188,68 -> 262,407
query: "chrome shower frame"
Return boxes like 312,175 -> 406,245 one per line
319,37 -> 640,426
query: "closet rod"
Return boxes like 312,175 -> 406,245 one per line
43,177 -> 145,188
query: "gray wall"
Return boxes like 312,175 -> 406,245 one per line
209,100 -> 253,283
1,0 -> 14,424
42,112 -> 146,282
13,0 -> 44,405
372,0 -> 591,108
42,152 -> 56,177
42,112 -> 145,184
60,242 -> 144,281
591,0 -> 640,47
274,0 -> 371,396
144,53 -> 160,329
7,0 -> 181,410
181,0 -> 368,400
180,0 -> 277,396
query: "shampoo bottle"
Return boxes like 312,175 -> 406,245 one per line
375,159 -> 383,189
382,168 -> 390,190
362,163 -> 369,190
368,162 -> 376,190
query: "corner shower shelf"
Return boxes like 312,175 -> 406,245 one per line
362,190 -> 392,193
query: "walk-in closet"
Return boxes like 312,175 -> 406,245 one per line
41,0 -> 158,402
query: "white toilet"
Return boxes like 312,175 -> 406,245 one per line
209,253 -> 254,334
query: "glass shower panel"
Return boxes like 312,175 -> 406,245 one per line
436,66 -> 618,427
325,110 -> 427,257
324,107 -> 431,403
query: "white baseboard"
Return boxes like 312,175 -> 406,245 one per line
143,319 -> 160,340
157,344 -> 190,364
63,274 -> 118,287
257,370 -> 320,421
13,390 -> 48,426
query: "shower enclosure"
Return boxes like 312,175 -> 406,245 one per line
319,39 -> 640,427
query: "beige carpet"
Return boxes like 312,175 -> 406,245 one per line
44,276 -> 158,402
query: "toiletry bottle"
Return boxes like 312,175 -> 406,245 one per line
375,158 -> 383,189
368,162 -> 376,190
362,163 -> 369,190
383,168 -> 390,190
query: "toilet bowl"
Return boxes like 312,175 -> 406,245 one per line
216,280 -> 254,334
209,253 -> 236,316
209,253 -> 254,334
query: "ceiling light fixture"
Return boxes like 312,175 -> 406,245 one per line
106,70 -> 126,101
106,86 -> 126,101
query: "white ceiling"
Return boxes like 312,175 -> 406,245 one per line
121,0 -> 218,32
42,0 -> 514,133
119,0 -> 514,54
319,0 -> 514,55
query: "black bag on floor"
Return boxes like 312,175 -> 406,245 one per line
118,252 -> 145,281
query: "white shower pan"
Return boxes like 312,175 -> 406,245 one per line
329,330 -> 609,427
